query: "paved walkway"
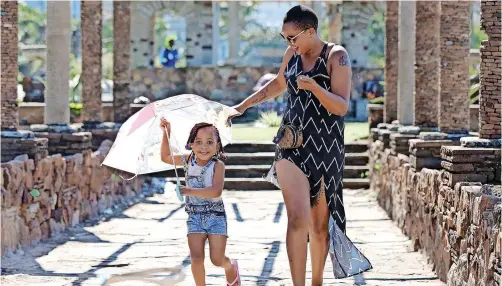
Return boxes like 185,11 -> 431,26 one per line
1,187 -> 444,285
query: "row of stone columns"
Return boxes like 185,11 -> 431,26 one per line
0,0 -> 133,130
385,1 -> 500,140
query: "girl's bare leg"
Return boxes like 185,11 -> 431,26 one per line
188,234 -> 208,286
207,235 -> 237,283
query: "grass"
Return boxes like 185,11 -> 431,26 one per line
232,122 -> 369,143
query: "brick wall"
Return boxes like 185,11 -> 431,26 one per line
1,1 -> 19,130
81,0 -> 103,122
479,0 -> 501,139
414,1 -> 440,127
384,1 -> 398,123
113,1 -> 131,123
1,140 -> 144,253
438,2 -> 471,134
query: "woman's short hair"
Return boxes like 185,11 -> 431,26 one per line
283,5 -> 318,31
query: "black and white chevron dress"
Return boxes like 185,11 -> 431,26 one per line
266,43 -> 346,231
265,43 -> 372,278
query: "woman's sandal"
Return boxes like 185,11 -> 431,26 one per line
226,259 -> 241,286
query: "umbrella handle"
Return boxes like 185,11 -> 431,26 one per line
164,126 -> 184,202
175,179 -> 184,202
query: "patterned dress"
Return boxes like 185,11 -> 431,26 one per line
265,43 -> 372,278
266,43 -> 346,232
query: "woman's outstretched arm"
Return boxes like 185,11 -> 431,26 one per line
233,47 -> 295,114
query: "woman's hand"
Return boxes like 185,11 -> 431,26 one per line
159,117 -> 171,135
228,103 -> 248,121
297,75 -> 320,92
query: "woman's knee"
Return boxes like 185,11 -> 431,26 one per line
287,211 -> 310,231
311,221 -> 329,240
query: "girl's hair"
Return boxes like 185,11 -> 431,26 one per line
185,122 -> 226,159
283,5 -> 318,31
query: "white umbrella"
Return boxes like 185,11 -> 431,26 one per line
102,94 -> 239,177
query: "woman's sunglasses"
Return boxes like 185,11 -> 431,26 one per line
280,29 -> 307,45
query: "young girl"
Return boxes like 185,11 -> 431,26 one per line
159,117 -> 241,286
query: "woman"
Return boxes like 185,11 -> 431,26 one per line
230,5 -> 370,285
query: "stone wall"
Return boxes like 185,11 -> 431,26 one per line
1,140 -> 144,254
130,66 -> 279,107
369,140 -> 501,285
1,1 -> 19,130
479,0 -> 501,139
1,131 -> 48,163
384,1 -> 398,123
341,1 -> 385,68
81,0 -> 103,122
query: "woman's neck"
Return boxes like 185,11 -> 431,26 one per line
303,38 -> 325,59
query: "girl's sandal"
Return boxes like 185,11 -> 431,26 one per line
226,259 -> 241,286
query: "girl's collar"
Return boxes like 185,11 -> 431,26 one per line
190,155 -> 215,167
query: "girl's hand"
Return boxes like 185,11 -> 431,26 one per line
297,75 -> 320,92
159,117 -> 171,135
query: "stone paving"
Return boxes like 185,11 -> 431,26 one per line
1,187 -> 444,286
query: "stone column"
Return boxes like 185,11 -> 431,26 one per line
397,0 -> 415,126
227,1 -> 240,63
478,0 -> 501,139
327,2 -> 343,44
113,1 -> 131,123
1,1 -> 18,130
81,0 -> 103,123
212,2 -> 221,66
311,1 -> 323,34
414,1 -> 440,127
130,2 -> 154,69
384,1 -> 398,123
438,2 -> 471,134
45,1 -> 71,125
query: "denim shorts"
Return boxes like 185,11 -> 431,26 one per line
187,212 -> 227,236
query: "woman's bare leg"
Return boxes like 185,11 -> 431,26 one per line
309,181 -> 330,286
188,234 -> 208,286
276,159 -> 311,286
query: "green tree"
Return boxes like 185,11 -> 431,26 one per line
18,3 -> 46,45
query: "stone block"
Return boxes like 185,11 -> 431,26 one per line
441,171 -> 488,188
398,126 -> 421,135
409,139 -> 458,149
419,132 -> 448,140
411,155 -> 442,170
460,137 -> 501,148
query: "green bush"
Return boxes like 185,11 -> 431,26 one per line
370,97 -> 384,105
259,111 -> 282,128
70,102 -> 83,116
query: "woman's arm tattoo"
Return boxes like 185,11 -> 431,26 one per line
252,87 -> 269,105
338,54 -> 350,67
